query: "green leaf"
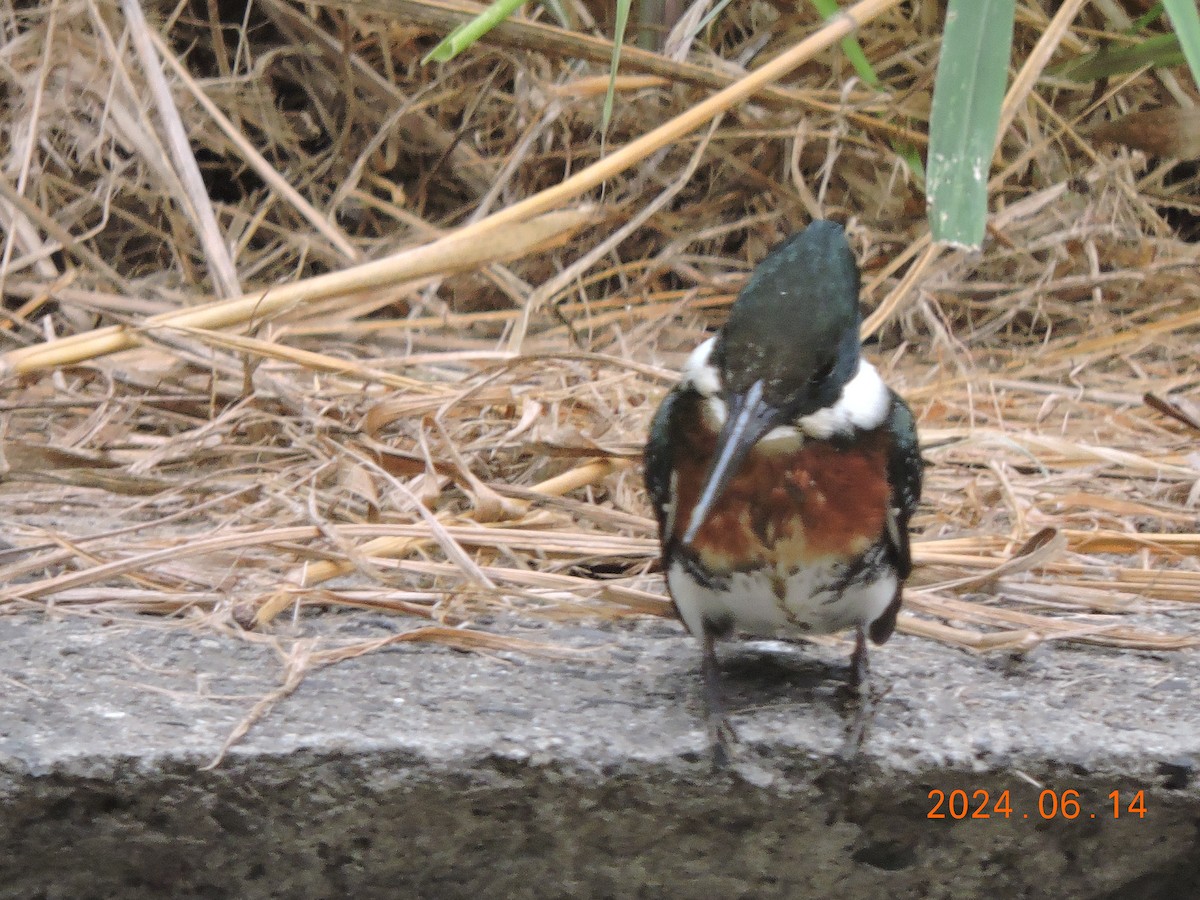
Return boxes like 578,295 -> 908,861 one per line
926,0 -> 1015,248
1163,0 -> 1200,89
422,0 -> 526,64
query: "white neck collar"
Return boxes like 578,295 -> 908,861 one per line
681,336 -> 891,439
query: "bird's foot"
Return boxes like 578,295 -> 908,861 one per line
709,712 -> 739,769
842,689 -> 872,758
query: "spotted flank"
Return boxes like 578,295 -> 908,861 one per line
669,555 -> 898,642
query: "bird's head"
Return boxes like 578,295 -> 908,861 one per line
681,220 -> 863,546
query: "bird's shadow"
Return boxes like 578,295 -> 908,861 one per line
715,642 -> 881,764
715,642 -> 857,711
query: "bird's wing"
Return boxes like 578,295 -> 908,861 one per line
869,391 -> 923,645
643,386 -> 682,544
885,390 -> 923,580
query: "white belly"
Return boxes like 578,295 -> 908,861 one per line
668,559 -> 896,640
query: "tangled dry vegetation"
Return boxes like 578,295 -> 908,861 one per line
1,0 -> 1198,680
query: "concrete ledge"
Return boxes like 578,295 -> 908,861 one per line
2,615 -> 1197,898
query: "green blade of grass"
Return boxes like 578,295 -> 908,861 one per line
1130,3 -> 1166,33
810,0 -> 880,87
600,0 -> 632,138
926,0 -> 1015,248
696,0 -> 738,34
1163,0 -> 1200,89
422,0 -> 526,64
810,0 -> 924,185
1053,33 -> 1183,82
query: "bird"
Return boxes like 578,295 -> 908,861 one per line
644,220 -> 922,764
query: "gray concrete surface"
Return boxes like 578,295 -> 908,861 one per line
1,611 -> 1198,899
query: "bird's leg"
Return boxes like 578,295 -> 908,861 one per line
843,624 -> 874,756
701,630 -> 737,767
849,623 -> 870,693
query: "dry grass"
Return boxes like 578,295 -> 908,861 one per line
2,0 -> 1198,677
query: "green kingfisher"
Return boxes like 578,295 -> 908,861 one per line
644,220 -> 922,763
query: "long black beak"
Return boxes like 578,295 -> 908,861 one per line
682,380 -> 785,546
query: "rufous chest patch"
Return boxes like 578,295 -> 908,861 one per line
671,394 -> 892,575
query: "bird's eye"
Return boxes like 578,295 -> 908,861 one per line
809,360 -> 836,385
